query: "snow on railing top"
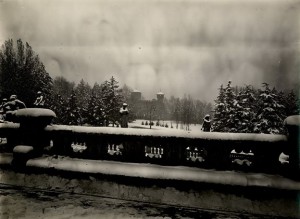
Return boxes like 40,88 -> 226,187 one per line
44,124 -> 287,142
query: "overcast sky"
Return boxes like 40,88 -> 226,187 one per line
0,0 -> 299,102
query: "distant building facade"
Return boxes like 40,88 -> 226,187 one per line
129,90 -> 167,121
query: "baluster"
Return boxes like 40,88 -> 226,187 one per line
186,147 -> 190,160
145,146 -> 148,157
108,144 -> 112,154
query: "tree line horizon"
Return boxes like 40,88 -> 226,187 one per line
0,39 -> 299,133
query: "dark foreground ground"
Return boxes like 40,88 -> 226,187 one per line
0,184 -> 293,219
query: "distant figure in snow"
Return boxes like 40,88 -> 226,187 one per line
201,114 -> 211,132
3,95 -> 26,121
119,103 -> 129,128
34,91 -> 45,107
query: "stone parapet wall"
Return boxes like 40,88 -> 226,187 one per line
0,154 -> 299,218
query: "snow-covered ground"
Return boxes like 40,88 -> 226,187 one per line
129,120 -> 202,133
1,184 -> 274,219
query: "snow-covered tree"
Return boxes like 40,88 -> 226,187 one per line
254,83 -> 286,134
101,76 -> 123,126
75,79 -> 91,108
212,84 -> 226,132
0,39 -> 53,106
51,76 -> 75,100
284,90 -> 300,116
212,81 -> 238,132
234,85 -> 257,133
75,79 -> 91,124
49,93 -> 67,124
65,91 -> 82,125
223,80 -> 238,132
120,84 -> 133,104
87,83 -> 105,126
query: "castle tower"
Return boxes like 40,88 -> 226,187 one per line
156,91 -> 164,102
131,89 -> 142,102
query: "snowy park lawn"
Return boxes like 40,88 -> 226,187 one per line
129,119 -> 202,133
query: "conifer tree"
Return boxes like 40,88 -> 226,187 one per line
223,80 -> 238,132
235,85 -> 256,133
212,84 -> 226,132
75,79 -> 91,124
101,76 -> 123,126
0,39 -> 52,105
48,76 -> 75,124
87,83 -> 105,126
254,83 -> 285,134
284,90 -> 300,116
65,91 -> 81,125
49,94 -> 67,124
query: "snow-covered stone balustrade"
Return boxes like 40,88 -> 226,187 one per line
0,110 -> 299,218
0,109 -> 299,176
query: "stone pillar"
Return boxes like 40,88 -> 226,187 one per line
12,108 -> 56,168
284,115 -> 300,178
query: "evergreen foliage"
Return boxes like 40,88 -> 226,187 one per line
1,39 -> 297,132
284,90 -> 300,116
87,83 -> 105,126
212,81 -> 299,134
101,76 -> 123,126
223,81 -> 238,132
254,83 -> 286,134
0,39 -> 52,106
75,79 -> 91,125
65,91 -> 82,125
212,85 -> 226,132
234,85 -> 256,133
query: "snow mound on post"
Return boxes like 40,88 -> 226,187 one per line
13,145 -> 34,154
284,115 -> 300,127
15,108 -> 56,118
15,108 -> 56,127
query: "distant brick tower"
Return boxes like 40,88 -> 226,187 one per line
131,89 -> 142,102
156,91 -> 164,103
